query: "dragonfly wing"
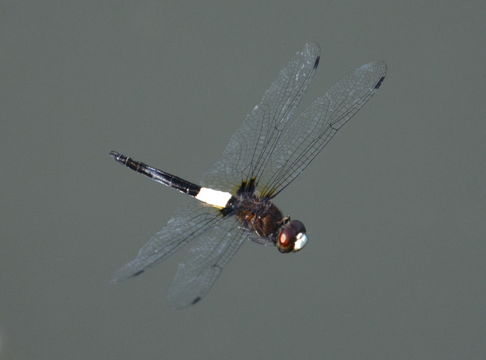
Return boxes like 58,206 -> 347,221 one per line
261,61 -> 387,197
201,43 -> 321,192
201,43 -> 385,198
112,198 -> 224,283
167,216 -> 248,309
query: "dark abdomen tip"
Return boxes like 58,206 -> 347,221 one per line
109,151 -> 128,165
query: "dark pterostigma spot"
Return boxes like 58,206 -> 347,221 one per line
313,56 -> 320,69
191,297 -> 201,305
133,270 -> 145,277
374,76 -> 385,89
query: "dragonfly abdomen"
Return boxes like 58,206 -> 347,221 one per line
110,151 -> 201,196
110,151 -> 232,208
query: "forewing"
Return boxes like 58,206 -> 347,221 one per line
167,216 -> 248,309
202,42 -> 321,192
112,198 -> 224,282
260,61 -> 387,197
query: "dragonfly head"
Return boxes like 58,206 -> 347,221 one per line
276,219 -> 308,253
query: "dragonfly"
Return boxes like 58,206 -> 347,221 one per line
110,42 -> 386,309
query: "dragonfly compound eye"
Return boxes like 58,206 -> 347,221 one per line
277,220 -> 307,253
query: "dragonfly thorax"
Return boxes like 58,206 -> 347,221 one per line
228,193 -> 308,252
230,194 -> 282,241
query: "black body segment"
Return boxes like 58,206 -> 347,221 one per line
110,151 -> 201,197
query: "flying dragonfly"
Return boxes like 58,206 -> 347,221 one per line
110,42 -> 386,309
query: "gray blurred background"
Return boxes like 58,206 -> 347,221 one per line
1,1 -> 485,359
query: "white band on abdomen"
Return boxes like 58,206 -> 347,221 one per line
196,187 -> 232,208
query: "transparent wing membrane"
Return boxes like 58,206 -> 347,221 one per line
261,61 -> 387,197
202,42 -> 321,192
113,198 -> 250,309
167,217 -> 248,309
202,43 -> 386,199
112,199 -> 224,283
